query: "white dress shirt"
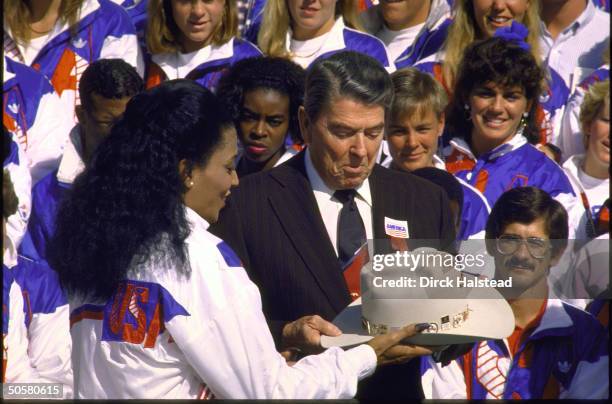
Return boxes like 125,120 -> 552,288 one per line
304,149 -> 374,256
539,0 -> 609,90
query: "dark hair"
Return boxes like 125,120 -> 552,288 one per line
304,51 -> 394,121
485,187 -> 568,257
79,59 -> 144,111
3,170 -> 18,220
3,125 -> 19,219
217,56 -> 305,143
447,37 -> 544,145
411,167 -> 464,217
48,80 -> 234,300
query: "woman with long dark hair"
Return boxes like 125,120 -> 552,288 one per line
48,80 -> 430,399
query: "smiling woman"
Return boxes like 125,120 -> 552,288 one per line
431,0 -> 542,92
258,0 -> 392,70
145,0 -> 262,90
46,79 -> 427,399
442,37 -> 578,214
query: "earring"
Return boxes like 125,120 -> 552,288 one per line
517,112 -> 529,135
464,104 -> 472,121
187,179 -> 194,188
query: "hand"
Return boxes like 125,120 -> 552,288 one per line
280,315 -> 341,355
366,323 -> 438,366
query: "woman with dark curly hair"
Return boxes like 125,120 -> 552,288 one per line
48,79 -> 427,399
217,56 -> 305,177
443,36 -> 578,227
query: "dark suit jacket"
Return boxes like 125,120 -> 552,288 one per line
210,150 -> 455,399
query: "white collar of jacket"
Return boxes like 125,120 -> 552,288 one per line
3,57 -> 15,83
360,0 -> 451,36
432,154 -> 446,169
285,18 -> 348,57
304,147 -> 372,207
3,238 -> 18,269
185,205 -> 211,235
561,153 -> 585,192
380,153 -> 446,170
432,153 -> 491,209
56,125 -> 86,185
152,37 -> 236,80
4,0 -> 99,59
530,295 -> 575,338
448,133 -> 528,162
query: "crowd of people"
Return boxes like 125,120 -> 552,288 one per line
2,0 -> 609,399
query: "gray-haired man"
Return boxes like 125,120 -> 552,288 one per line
211,51 -> 455,399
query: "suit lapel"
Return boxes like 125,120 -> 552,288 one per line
369,166 -> 388,241
268,152 -> 351,314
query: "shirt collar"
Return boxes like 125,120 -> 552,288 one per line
3,236 -> 18,269
286,18 -> 347,56
530,296 -> 574,338
432,154 -> 446,169
56,125 -> 86,184
540,0 -> 595,37
449,133 -> 528,161
153,38 -> 235,79
185,205 -> 210,233
304,148 -> 372,206
6,0 -> 99,57
3,57 -> 15,83
575,0 -> 596,29
561,153 -> 584,181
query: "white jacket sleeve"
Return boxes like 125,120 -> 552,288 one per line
4,281 -> 40,384
100,32 -> 144,78
159,241 -> 377,399
558,88 -> 586,160
3,133 -> 31,258
27,307 -> 74,398
421,356 -> 468,399
24,91 -> 72,184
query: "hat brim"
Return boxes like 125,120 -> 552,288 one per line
321,292 -> 514,348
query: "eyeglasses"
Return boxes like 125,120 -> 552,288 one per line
496,235 -> 550,259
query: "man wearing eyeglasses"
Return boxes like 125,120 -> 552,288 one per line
421,186 -> 609,399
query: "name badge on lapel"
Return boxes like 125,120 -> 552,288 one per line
384,217 -> 409,238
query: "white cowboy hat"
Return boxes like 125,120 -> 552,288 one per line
321,248 -> 515,348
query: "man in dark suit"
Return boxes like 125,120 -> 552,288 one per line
211,51 -> 455,399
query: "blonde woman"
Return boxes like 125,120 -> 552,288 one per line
257,0 -> 393,70
415,0 -> 569,147
3,0 -> 144,120
562,79 -> 610,242
360,0 -> 453,69
145,0 -> 262,91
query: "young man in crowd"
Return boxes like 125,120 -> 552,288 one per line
382,67 -> 490,240
20,59 -> 143,261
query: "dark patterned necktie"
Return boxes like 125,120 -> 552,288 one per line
334,189 -> 366,268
